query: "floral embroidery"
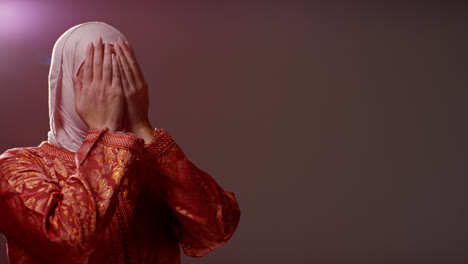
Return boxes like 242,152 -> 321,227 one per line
0,128 -> 240,263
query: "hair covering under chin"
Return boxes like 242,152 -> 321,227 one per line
47,22 -> 128,153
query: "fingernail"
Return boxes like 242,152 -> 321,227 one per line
125,41 -> 130,46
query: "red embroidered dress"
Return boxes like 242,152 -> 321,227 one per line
0,128 -> 240,263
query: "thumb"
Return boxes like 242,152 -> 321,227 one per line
72,76 -> 82,98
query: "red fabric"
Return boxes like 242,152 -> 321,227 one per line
0,128 -> 240,264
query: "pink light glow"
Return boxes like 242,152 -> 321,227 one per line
0,1 -> 53,41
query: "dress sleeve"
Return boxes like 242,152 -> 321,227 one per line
139,129 -> 241,257
0,128 -> 144,263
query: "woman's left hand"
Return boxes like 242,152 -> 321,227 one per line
114,37 -> 155,143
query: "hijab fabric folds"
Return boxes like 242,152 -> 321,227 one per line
47,22 -> 128,153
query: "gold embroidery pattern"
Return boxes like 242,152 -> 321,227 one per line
0,128 -> 241,263
0,129 -> 143,256
140,138 -> 241,258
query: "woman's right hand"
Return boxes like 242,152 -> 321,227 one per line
72,37 -> 124,132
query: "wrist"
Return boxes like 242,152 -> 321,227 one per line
93,124 -> 121,132
87,120 -> 122,132
130,121 -> 155,144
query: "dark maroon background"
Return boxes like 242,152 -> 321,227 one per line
1,1 -> 468,263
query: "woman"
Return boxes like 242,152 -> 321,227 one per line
0,22 -> 240,264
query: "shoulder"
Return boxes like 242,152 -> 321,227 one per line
0,147 -> 45,174
0,146 -> 42,162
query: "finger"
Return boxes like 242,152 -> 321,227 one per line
116,55 -> 130,93
124,40 -> 137,62
114,40 -> 136,85
119,38 -> 144,80
112,54 -> 122,89
93,37 -> 104,80
123,40 -> 131,52
102,43 -> 112,84
83,42 -> 94,85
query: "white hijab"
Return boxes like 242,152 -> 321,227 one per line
47,22 -> 128,153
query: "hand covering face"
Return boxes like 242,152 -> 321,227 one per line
47,21 -> 128,152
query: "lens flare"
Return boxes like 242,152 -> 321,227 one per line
0,1 -> 52,41
0,2 -> 25,39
